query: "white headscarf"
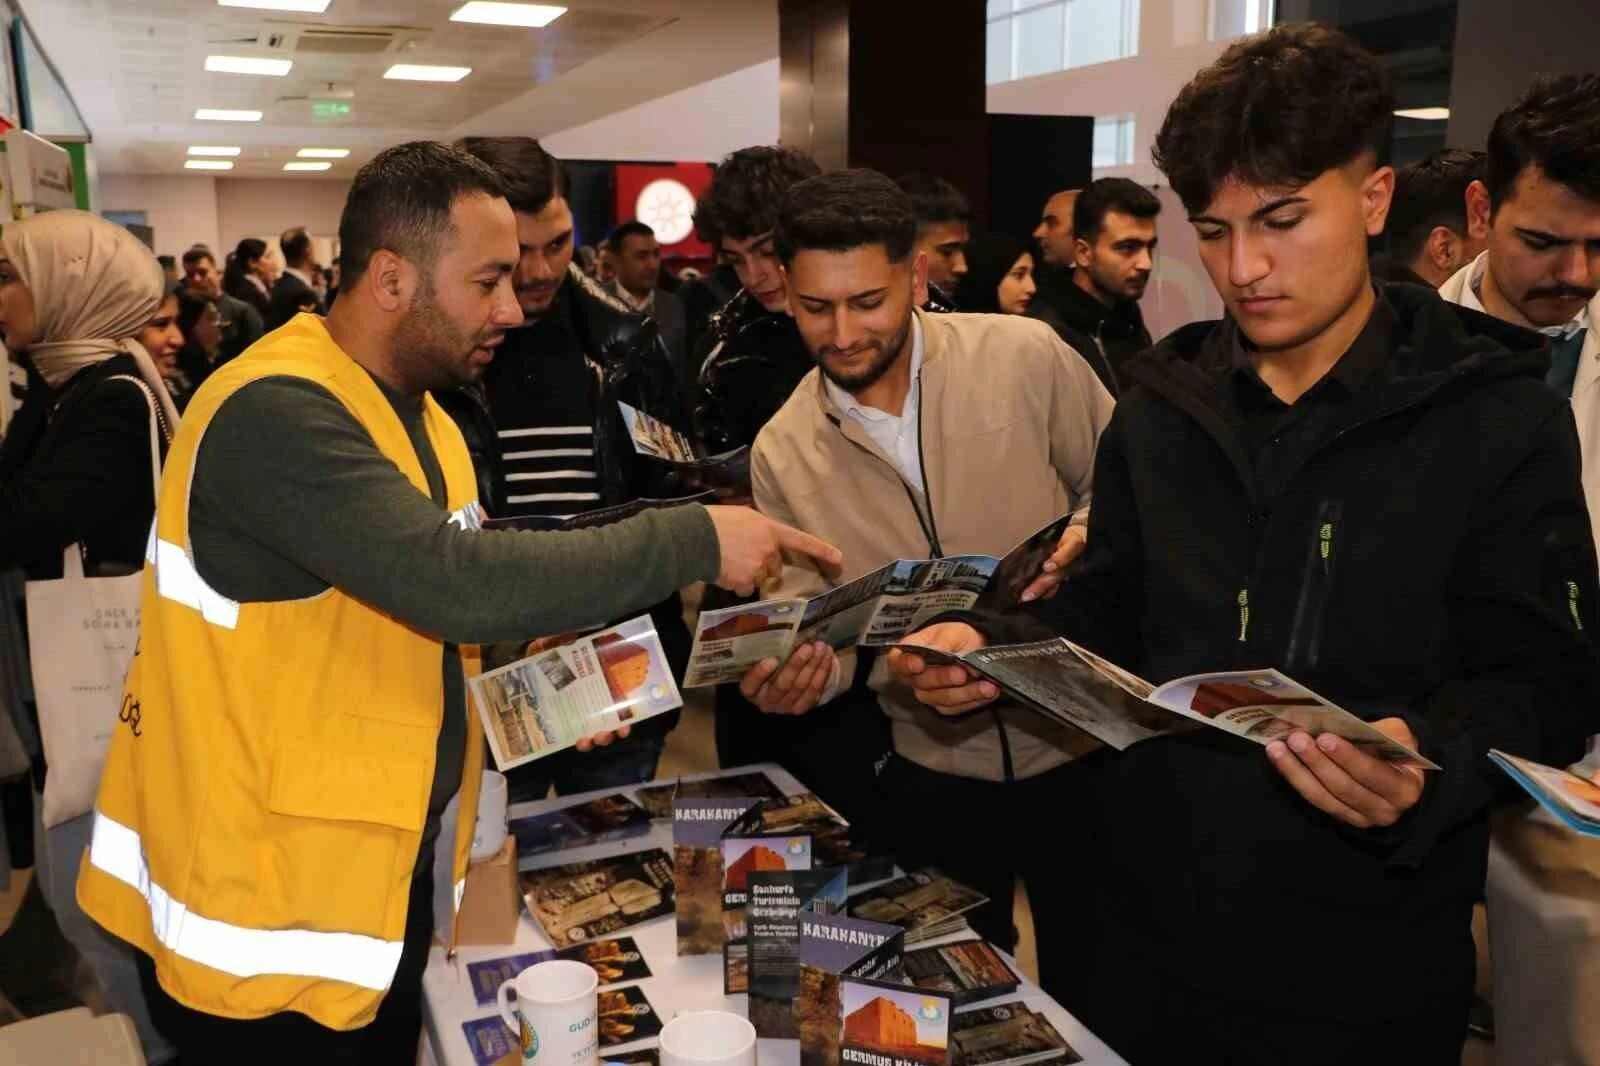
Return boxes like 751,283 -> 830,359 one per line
4,210 -> 180,433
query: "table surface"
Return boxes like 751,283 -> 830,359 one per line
421,764 -> 1128,1066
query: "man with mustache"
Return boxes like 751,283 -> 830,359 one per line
743,168 -> 1114,1013
445,135 -> 697,804
1436,73 -> 1600,1066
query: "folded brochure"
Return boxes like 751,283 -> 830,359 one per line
799,913 -> 907,1066
747,867 -> 850,1036
520,849 -> 675,949
849,869 -> 988,946
903,939 -> 1020,1006
722,830 -> 814,994
838,973 -> 952,1066
950,1002 -> 1080,1066
470,615 -> 683,771
465,936 -> 652,1007
618,400 -> 750,494
509,793 -> 652,858
898,637 -> 1438,768
685,516 -> 1075,688
636,770 -> 783,820
673,797 -> 765,955
1489,749 -> 1600,837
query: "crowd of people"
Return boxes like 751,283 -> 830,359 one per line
1,19 -> 1598,1066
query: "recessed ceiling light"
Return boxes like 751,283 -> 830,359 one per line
205,55 -> 294,77
450,2 -> 567,28
195,108 -> 263,122
217,0 -> 331,12
188,145 -> 242,157
384,64 -> 472,82
186,160 -> 234,171
1394,107 -> 1450,121
284,161 -> 333,172
296,147 -> 349,158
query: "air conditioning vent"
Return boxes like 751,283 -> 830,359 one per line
296,28 -> 397,54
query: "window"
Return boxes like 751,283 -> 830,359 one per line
986,0 -> 1140,85
1092,116 -> 1136,169
1209,0 -> 1274,40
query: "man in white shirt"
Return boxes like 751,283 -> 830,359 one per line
1437,72 -> 1600,1066
605,220 -> 687,377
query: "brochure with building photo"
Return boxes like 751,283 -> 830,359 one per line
470,616 -> 683,771
520,849 -> 676,949
899,638 -> 1439,769
673,797 -> 765,956
465,937 -> 652,1007
723,833 -> 814,994
683,516 -> 1073,689
482,491 -> 713,533
949,1003 -> 1080,1066
748,868 -> 850,1038
617,400 -> 751,495
848,869 -> 988,946
798,913 -> 907,1066
509,793 -> 652,858
1490,750 -> 1600,838
903,940 -> 1020,1007
636,770 -> 783,820
838,975 -> 952,1066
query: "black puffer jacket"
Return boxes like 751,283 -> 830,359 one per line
968,283 -> 1600,1019
439,265 -> 691,513
691,290 -> 814,455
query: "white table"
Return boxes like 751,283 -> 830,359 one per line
421,764 -> 1128,1066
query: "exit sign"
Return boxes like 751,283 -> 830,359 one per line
312,100 -> 352,119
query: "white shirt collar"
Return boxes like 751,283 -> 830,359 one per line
1467,254 -> 1590,339
823,314 -> 924,423
284,266 -> 314,288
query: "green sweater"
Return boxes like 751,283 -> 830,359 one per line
189,373 -> 720,864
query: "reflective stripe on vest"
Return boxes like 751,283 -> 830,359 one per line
88,811 -> 404,991
144,522 -> 241,630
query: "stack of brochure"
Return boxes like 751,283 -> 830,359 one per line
508,793 -> 652,857
950,1002 -> 1081,1066
848,868 -> 988,945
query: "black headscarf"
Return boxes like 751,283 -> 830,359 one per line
953,232 -> 1032,314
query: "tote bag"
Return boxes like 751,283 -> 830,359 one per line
25,375 -> 162,827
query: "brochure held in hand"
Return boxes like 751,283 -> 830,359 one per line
1490,749 -> 1600,837
618,400 -> 751,496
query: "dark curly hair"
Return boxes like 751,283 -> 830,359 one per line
1388,149 -> 1484,265
1153,23 -> 1393,214
1485,74 -> 1600,210
694,145 -> 821,247
454,136 -> 566,217
775,169 -> 917,266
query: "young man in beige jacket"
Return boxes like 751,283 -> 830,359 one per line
738,168 -> 1115,1012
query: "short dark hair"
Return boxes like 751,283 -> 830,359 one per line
338,140 -> 508,284
893,172 -> 971,229
181,245 -> 215,270
1072,178 -> 1161,244
1485,74 -> 1600,209
1387,149 -> 1484,264
157,254 -> 175,269
695,145 -> 821,247
607,220 -> 655,255
232,238 -> 267,268
279,227 -> 313,268
1154,23 -> 1394,213
454,136 -> 567,216
775,169 -> 917,265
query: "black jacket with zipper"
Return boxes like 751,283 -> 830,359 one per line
965,283 -> 1600,1018
1029,270 -> 1151,397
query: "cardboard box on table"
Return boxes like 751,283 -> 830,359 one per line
454,836 -> 520,946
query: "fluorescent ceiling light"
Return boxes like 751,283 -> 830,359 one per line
384,64 -> 472,82
450,2 -> 567,28
185,160 -> 234,171
284,161 -> 333,172
205,55 -> 294,77
195,108 -> 263,122
187,145 -> 241,157
296,147 -> 349,158
1394,107 -> 1450,121
217,0 -> 331,12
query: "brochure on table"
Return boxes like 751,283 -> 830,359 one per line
519,849 -> 676,949
465,936 -> 652,1007
637,771 -> 782,820
509,793 -> 652,858
685,515 -> 1075,688
838,973 -> 952,1066
673,797 -> 765,956
899,637 -> 1438,768
951,1001 -> 1081,1066
470,616 -> 683,771
904,939 -> 1021,1006
798,913 -> 907,1066
747,867 -> 849,1036
721,830 -> 814,994
848,869 -> 988,946
618,400 -> 751,495
1490,749 -> 1600,837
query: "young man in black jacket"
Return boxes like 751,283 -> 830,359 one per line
446,135 -> 693,802
891,24 -> 1600,1065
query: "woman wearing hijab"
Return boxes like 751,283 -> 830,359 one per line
953,232 -> 1038,315
0,209 -> 177,1063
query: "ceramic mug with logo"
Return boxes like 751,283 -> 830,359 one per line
497,959 -> 599,1066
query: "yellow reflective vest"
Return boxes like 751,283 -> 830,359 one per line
77,315 -> 486,1030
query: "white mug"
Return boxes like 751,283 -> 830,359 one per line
497,959 -> 599,1066
660,1010 -> 758,1066
472,769 -> 509,862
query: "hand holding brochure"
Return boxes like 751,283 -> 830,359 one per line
899,637 -> 1437,768
618,400 -> 751,495
684,516 -> 1075,688
1489,749 -> 1600,837
469,616 -> 683,771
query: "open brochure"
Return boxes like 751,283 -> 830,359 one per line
900,637 -> 1437,769
618,400 -> 751,495
684,516 -> 1075,688
1490,750 -> 1600,837
798,913 -> 906,1066
482,491 -> 712,533
469,616 -> 683,771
